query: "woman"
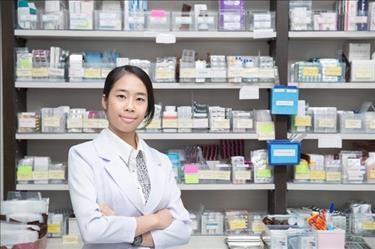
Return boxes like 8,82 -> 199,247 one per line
68,65 -> 192,249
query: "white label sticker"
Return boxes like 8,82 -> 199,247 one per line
239,86 -> 259,100
193,118 -> 208,128
42,14 -> 59,22
48,68 -> 64,77
318,135 -> 342,148
197,16 -> 214,24
156,33 -> 176,44
276,100 -> 294,106
19,118 -> 36,128
129,16 -> 145,24
273,149 -> 296,157
175,16 -> 192,25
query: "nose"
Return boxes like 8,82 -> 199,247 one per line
124,97 -> 135,112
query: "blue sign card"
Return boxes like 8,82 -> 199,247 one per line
267,140 -> 301,166
271,85 -> 299,115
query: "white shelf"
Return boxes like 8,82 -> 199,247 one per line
14,30 -> 276,40
15,81 -> 275,89
16,184 -> 274,191
16,184 -> 69,191
289,31 -> 375,39
288,133 -> 375,140
16,132 -> 258,140
179,184 -> 275,190
291,82 -> 375,89
287,183 -> 375,191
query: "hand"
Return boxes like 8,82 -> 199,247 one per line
154,209 -> 173,230
99,203 -> 116,216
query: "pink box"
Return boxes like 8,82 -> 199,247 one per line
316,229 -> 345,249
184,164 -> 199,173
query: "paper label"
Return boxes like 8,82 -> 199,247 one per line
345,119 -> 362,129
252,222 -> 265,233
184,174 -> 199,184
295,173 -> 310,180
48,68 -> 65,77
235,119 -> 253,129
295,116 -> 312,127
228,67 -> 243,78
101,68 -> 111,78
67,118 -> 83,129
69,68 -> 84,78
355,68 -> 372,79
234,171 -> 251,180
242,67 -> 259,78
229,219 -> 247,230
224,22 -> 241,30
199,170 -> 216,180
43,117 -> 60,127
155,69 -> 174,80
49,170 -> 65,180
369,169 -> 375,180
303,67 -> 319,77
370,120 -> 375,129
239,86 -> 259,100
310,171 -> 326,180
162,119 -> 178,128
215,171 -> 231,181
20,14 -> 37,21
325,67 -> 342,76
70,14 -> 93,29
33,171 -> 49,180
48,224 -> 61,234
362,221 -> 375,230
62,235 -> 80,245
84,68 -> 101,78
178,119 -> 193,129
83,119 -> 108,129
326,172 -> 341,182
276,100 -> 294,106
180,68 -> 196,78
150,16 -> 167,24
17,166 -> 33,181
43,14 -> 59,22
195,68 -> 212,78
197,16 -> 214,24
273,149 -> 296,157
318,135 -> 342,148
32,67 -> 49,78
19,117 -> 36,128
17,68 -> 32,77
193,118 -> 208,129
212,119 -> 230,130
257,68 -> 275,78
210,68 -> 227,78
146,119 -> 161,129
257,169 -> 271,178
129,16 -> 145,24
318,119 -> 335,128
175,16 -> 192,24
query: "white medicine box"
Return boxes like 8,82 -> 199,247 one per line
351,60 -> 375,82
346,43 -> 371,62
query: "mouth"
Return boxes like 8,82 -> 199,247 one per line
119,115 -> 137,124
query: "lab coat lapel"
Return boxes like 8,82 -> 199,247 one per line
93,130 -> 144,214
141,141 -> 165,214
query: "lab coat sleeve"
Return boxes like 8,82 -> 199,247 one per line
151,155 -> 192,249
68,145 -> 137,244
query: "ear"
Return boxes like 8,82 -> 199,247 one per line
101,94 -> 108,111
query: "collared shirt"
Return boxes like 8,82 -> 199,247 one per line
105,128 -> 147,205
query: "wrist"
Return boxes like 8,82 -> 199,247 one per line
149,213 -> 160,230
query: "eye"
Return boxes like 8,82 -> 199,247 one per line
136,97 -> 146,102
116,94 -> 126,99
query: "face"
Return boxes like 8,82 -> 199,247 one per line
102,73 -> 148,135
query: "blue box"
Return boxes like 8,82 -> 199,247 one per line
267,140 -> 301,165
271,85 -> 299,115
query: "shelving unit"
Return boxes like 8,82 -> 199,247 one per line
287,133 -> 375,140
291,82 -> 375,89
16,184 -> 275,191
288,31 -> 375,39
15,81 -> 275,89
14,30 -> 277,40
16,133 -> 259,140
287,183 -> 375,191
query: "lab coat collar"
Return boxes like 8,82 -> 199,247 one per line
93,129 -> 163,214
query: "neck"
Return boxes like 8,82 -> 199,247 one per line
108,125 -> 138,149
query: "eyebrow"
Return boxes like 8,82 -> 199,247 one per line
116,89 -> 147,96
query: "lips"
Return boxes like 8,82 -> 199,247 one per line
119,115 -> 137,124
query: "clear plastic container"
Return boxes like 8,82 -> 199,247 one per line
294,159 -> 310,183
324,155 -> 342,184
308,154 -> 325,183
67,108 -> 86,133
312,107 -> 337,133
225,210 -> 249,235
189,211 -> 201,235
49,163 -> 67,184
215,164 -> 232,184
17,7 -> 39,30
218,10 -> 247,31
249,11 -> 275,32
210,55 -> 227,83
201,211 -> 224,235
48,213 -> 64,238
154,57 -> 176,83
41,107 -> 68,133
249,213 -> 266,235
313,11 -> 337,31
172,12 -> 194,31
69,12 -> 93,30
41,10 -> 68,30
289,0 -> 313,31
95,11 -> 122,30
366,152 -> 375,183
320,59 -> 345,83
351,214 -> 375,236
17,158 -> 34,184
146,10 -> 170,31
16,48 -> 33,81
83,111 -> 108,133
145,105 -> 162,132
195,11 -> 218,31
125,11 -> 146,31
179,49 -> 196,83
232,111 -> 254,133
339,112 -> 364,133
293,62 -> 322,83
17,112 -> 40,133
231,156 -> 252,184
251,149 -> 273,184
340,151 -> 365,184
364,112 -> 375,133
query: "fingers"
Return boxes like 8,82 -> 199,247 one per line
99,203 -> 116,216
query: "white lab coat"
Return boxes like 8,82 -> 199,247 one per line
68,129 -> 192,249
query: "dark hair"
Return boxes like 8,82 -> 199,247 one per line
103,65 -> 155,126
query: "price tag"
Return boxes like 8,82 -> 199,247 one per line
49,170 -> 65,180
318,119 -> 335,128
180,68 -> 196,78
318,134 -> 342,148
234,171 -> 251,180
84,68 -> 101,78
310,171 -> 326,180
235,119 -> 253,129
19,118 -> 36,128
362,221 -> 375,230
43,117 -> 60,127
212,119 -> 230,130
229,219 -> 247,230
325,67 -> 342,76
67,118 -> 83,129
156,33 -> 176,44
178,119 -> 193,129
17,68 -> 32,77
33,171 -> 49,180
48,68 -> 65,77
48,224 -> 61,234
326,172 -> 341,182
162,119 -> 178,128
32,67 -> 49,78
199,170 -> 216,180
239,86 -> 259,100
345,119 -> 362,129
215,171 -> 231,181
302,67 -> 319,77
295,116 -> 312,127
